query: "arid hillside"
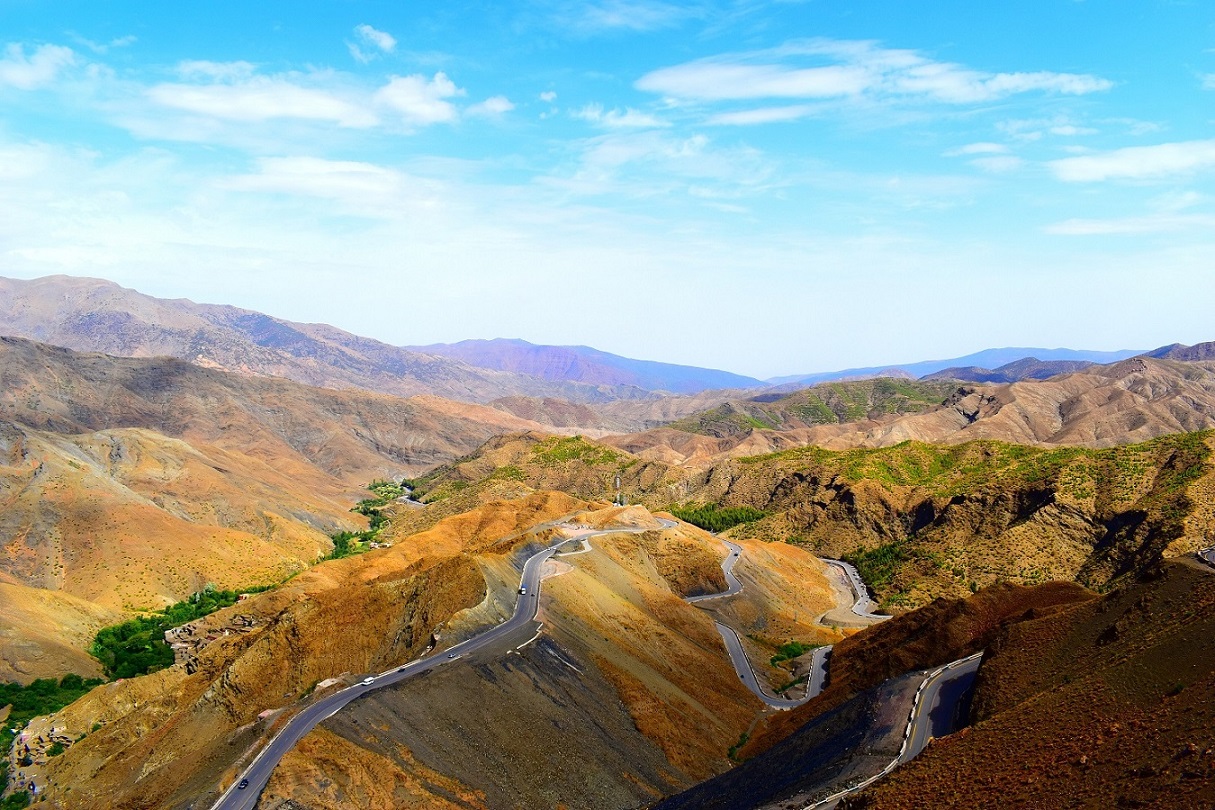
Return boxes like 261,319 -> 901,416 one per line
20,494 -> 838,810
0,275 -> 645,404
0,336 -> 559,481
412,429 -> 1215,612
608,356 -> 1215,466
0,338 -> 576,679
654,580 -> 1097,809
844,558 -> 1215,809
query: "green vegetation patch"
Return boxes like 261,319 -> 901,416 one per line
326,479 -> 409,558
531,435 -> 622,466
90,585 -> 259,679
738,432 -> 1212,506
0,675 -> 104,738
769,640 -> 818,668
842,541 -> 908,591
670,503 -> 768,533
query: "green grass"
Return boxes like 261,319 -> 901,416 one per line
670,503 -> 768,533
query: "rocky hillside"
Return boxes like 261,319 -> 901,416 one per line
844,558 -> 1215,809
0,275 -> 643,404
654,580 -> 1096,809
22,495 -> 836,810
607,356 -> 1215,466
0,338 -> 575,679
415,429 -> 1215,612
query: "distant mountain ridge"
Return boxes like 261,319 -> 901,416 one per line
408,337 -> 764,394
0,275 -> 652,405
922,357 -> 1098,384
769,346 -> 1143,387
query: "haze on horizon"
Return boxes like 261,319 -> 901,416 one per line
1,0 -> 1212,379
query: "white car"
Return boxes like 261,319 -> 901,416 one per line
362,677 -> 375,685
518,586 -> 527,595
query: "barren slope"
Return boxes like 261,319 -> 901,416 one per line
846,560 -> 1215,809
0,274 -> 633,404
608,358 -> 1215,466
257,503 -> 838,810
18,493 -> 583,809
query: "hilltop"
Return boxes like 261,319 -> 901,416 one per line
0,275 -> 646,405
412,428 -> 1215,612
606,356 -> 1215,466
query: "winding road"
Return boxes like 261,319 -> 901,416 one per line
805,653 -> 984,810
209,515 -> 895,807
210,520 -> 662,810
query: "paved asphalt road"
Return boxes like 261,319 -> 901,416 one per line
1199,546 -> 1215,569
687,537 -> 833,709
805,653 -> 984,809
210,522 -> 653,810
821,558 -> 891,621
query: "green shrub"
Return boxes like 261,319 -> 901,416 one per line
670,504 -> 767,533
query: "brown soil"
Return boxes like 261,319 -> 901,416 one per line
845,560 -> 1215,809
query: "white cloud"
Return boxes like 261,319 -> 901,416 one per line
1049,124 -> 1096,136
637,39 -> 1112,106
970,156 -> 1023,173
1203,74 -> 1215,91
0,43 -> 75,90
945,142 -> 1008,156
176,60 -> 257,80
566,1 -> 694,33
706,105 -> 815,126
221,156 -> 403,204
147,74 -> 377,128
355,24 -> 396,53
638,62 -> 868,101
375,72 -> 463,126
540,91 -> 557,102
70,34 -> 136,55
349,24 -> 396,64
1050,139 -> 1215,182
467,95 -> 515,117
574,104 -> 668,128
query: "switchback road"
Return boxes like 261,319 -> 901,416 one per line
210,520 -> 661,810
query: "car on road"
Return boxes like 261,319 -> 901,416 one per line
362,677 -> 375,685
447,652 -> 457,659
238,779 -> 249,790
518,586 -> 527,595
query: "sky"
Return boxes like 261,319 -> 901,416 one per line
1,0 -> 1213,379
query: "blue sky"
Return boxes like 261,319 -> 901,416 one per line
1,1 -> 1213,378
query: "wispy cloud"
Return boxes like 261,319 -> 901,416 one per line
147,70 -> 378,128
706,105 -> 816,126
1050,139 -> 1215,182
540,90 -> 557,102
1047,213 -> 1215,235
637,39 -> 1112,106
945,142 -> 1009,156
349,24 -> 397,64
467,95 -> 515,117
0,42 -> 76,90
560,0 -> 698,34
573,104 -> 668,128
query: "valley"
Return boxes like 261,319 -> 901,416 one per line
1,279 -> 1213,809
